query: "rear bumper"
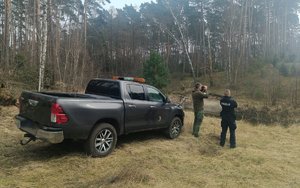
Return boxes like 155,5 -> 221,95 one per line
15,115 -> 64,144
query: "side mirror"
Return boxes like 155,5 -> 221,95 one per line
165,96 -> 171,103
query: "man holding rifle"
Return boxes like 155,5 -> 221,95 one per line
192,83 -> 208,137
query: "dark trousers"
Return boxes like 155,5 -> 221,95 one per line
220,118 -> 236,147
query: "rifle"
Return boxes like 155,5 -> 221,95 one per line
208,93 -> 223,98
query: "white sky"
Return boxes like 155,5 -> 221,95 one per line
104,0 -> 153,9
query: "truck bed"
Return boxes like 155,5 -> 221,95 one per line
19,91 -> 114,127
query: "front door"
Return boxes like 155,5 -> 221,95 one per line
145,86 -> 171,128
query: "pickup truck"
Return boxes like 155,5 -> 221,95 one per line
15,78 -> 184,157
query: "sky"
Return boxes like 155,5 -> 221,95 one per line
103,0 -> 153,9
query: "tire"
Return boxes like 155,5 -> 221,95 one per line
165,117 -> 183,139
85,123 -> 117,157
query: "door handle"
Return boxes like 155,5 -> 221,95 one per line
150,106 -> 156,108
128,104 -> 136,108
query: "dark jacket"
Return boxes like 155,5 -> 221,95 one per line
220,96 -> 238,120
192,90 -> 208,112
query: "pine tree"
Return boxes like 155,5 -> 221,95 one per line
143,52 -> 169,89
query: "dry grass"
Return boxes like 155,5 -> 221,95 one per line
0,106 -> 300,188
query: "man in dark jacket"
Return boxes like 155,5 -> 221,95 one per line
192,83 -> 208,137
220,89 -> 238,148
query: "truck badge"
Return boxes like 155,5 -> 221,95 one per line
28,99 -> 39,107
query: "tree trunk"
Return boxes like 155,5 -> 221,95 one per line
31,0 -> 37,67
54,3 -> 62,83
234,0 -> 248,85
201,1 -> 206,78
206,29 -> 214,86
38,0 -> 48,91
165,0 -> 196,82
4,0 -> 12,71
80,0 -> 88,87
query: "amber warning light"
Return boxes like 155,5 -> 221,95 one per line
112,76 -> 145,83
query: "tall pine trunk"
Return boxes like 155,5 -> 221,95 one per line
4,0 -> 11,71
80,0 -> 88,87
38,0 -> 48,91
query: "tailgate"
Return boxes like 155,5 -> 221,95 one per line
19,91 -> 56,126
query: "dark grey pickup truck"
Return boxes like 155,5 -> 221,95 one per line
16,78 -> 184,157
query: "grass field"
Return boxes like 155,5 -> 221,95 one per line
0,106 -> 300,188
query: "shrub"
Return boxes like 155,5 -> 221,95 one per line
143,52 -> 170,89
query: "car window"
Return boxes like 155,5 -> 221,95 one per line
146,87 -> 164,102
85,80 -> 120,98
126,84 -> 145,100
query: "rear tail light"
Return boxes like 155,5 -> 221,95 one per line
51,103 -> 69,124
